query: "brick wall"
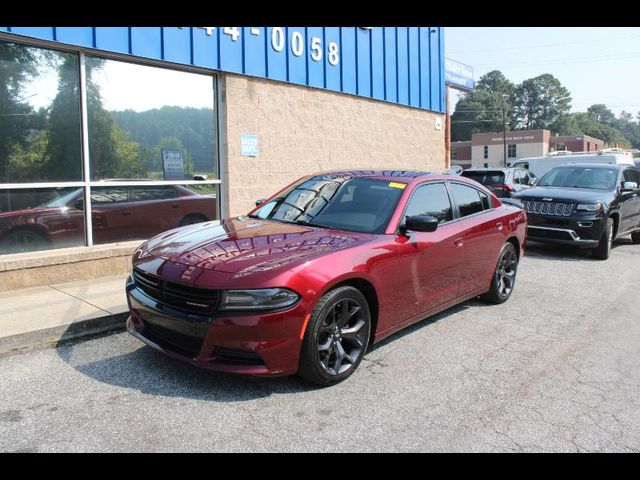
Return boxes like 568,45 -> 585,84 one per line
223,74 -> 446,217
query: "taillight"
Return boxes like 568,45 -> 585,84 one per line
495,184 -> 513,192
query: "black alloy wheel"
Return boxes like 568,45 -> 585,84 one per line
298,286 -> 371,386
482,242 -> 519,304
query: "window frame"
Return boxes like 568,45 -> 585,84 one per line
0,35 -> 222,250
399,181 -> 455,227
447,181 -> 494,221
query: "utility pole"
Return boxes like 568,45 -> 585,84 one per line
502,106 -> 507,167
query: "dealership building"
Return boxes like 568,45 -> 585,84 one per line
0,27 -> 447,289
451,129 -> 605,169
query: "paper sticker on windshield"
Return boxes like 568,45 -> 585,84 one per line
388,182 -> 407,189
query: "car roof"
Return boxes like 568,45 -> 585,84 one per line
463,168 -> 513,173
550,163 -> 624,169
310,170 -> 449,183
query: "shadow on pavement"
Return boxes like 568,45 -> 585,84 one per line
523,238 -> 634,261
55,327 -> 317,401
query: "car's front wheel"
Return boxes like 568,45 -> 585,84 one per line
298,286 -> 371,386
592,218 -> 613,260
481,241 -> 519,304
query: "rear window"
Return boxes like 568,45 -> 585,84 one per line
461,171 -> 505,186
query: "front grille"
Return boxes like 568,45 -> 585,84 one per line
141,320 -> 204,357
133,268 -> 220,314
522,200 -> 574,216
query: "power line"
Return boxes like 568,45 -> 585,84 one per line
448,33 -> 640,55
473,51 -> 640,68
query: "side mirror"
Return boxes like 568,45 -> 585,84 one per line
529,178 -> 537,186
400,215 -> 438,234
255,198 -> 266,206
622,181 -> 638,191
74,198 -> 84,210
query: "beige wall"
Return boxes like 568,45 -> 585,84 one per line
222,74 -> 446,217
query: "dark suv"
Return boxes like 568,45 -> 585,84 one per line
516,163 -> 640,259
461,167 -> 536,198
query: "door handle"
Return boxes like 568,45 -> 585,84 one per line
454,238 -> 464,247
496,222 -> 503,231
122,212 -> 132,216
171,205 -> 180,209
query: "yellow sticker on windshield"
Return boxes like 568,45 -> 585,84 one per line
388,182 -> 407,189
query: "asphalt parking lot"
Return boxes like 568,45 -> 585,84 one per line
1,239 -> 639,452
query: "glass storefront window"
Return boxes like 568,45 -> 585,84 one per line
0,38 -> 220,257
0,41 -> 82,183
86,57 -> 218,181
0,187 -> 86,254
91,184 -> 219,245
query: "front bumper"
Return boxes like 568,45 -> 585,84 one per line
125,276 -> 308,377
526,213 -> 605,248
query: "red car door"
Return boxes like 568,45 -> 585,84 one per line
393,182 -> 465,323
447,182 -> 505,295
130,185 -> 184,239
90,186 -> 137,244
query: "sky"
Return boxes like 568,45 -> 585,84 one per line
445,27 -> 640,118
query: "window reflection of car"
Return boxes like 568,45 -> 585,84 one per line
0,185 -> 216,254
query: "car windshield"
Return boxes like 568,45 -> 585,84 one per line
538,167 -> 617,190
38,188 -> 82,208
462,171 -> 505,186
252,176 -> 406,234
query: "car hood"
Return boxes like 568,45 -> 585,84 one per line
518,187 -> 613,203
144,216 -> 374,274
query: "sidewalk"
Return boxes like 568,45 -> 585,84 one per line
0,274 -> 130,355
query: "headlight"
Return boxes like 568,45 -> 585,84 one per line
219,288 -> 300,311
576,203 -> 603,212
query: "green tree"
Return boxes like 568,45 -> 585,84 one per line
587,104 -> 616,125
42,56 -> 82,181
0,42 -> 40,182
513,74 -> 571,130
451,90 -> 507,141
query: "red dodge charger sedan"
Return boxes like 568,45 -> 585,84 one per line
126,170 -> 527,385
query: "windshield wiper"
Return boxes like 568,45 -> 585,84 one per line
294,219 -> 328,229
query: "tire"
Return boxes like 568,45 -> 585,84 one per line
592,218 -> 613,260
481,242 -> 519,304
178,214 -> 208,227
0,229 -> 48,254
298,286 -> 371,386
631,230 -> 640,244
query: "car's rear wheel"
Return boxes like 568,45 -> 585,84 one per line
0,229 -> 48,254
631,230 -> 640,244
481,242 -> 519,304
298,286 -> 371,386
592,218 -> 613,260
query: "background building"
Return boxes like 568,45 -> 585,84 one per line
0,27 -> 446,289
450,129 -> 605,169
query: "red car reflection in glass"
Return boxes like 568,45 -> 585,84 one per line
126,171 -> 527,386
0,185 -> 216,254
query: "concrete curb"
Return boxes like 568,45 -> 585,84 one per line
0,312 -> 130,357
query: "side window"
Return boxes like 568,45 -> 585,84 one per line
623,168 -> 640,185
512,170 -> 521,185
404,183 -> 453,224
521,170 -> 531,185
131,186 -> 177,201
479,190 -> 491,210
90,187 -> 129,204
450,183 -> 484,218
